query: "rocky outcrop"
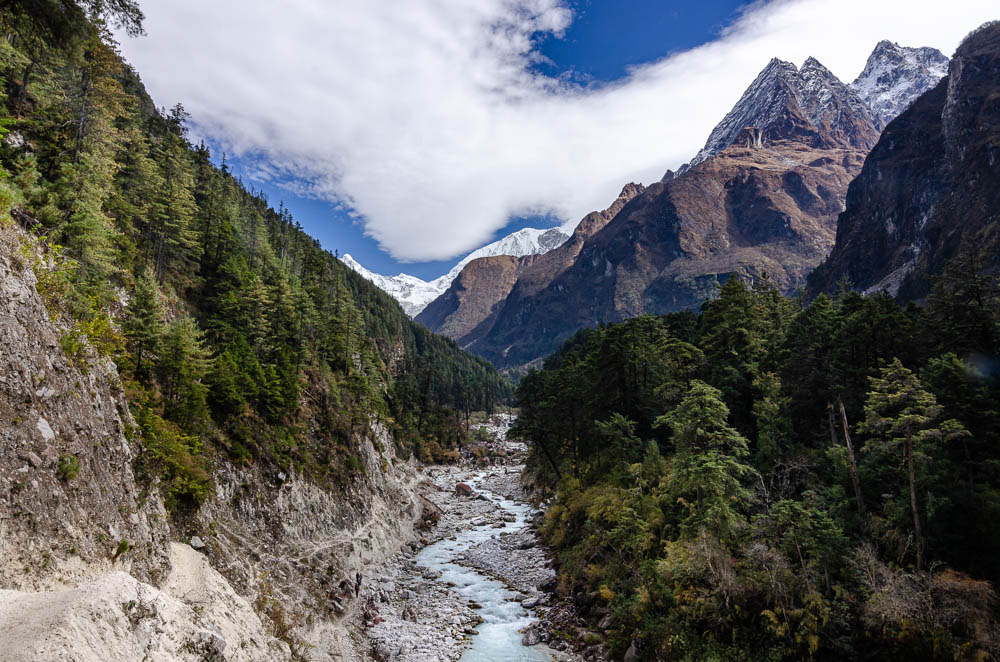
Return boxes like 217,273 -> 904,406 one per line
811,22 -> 1000,298
0,544 -> 287,662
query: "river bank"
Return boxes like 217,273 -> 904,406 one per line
356,417 -> 606,662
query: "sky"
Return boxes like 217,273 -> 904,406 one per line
117,0 -> 998,280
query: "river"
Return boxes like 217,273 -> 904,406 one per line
415,469 -> 553,662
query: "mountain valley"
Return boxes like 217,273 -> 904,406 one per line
1,4 -> 999,662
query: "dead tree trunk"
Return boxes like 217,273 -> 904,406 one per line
838,398 -> 866,520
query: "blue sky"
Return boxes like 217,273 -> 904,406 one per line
534,1 -> 748,82
123,0 -> 995,282
217,1 -> 748,281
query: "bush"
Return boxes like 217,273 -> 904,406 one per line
57,454 -> 80,481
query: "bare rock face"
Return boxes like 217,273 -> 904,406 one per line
811,22 -> 1000,299
0,227 -> 171,590
683,56 -> 878,171
417,255 -> 523,343
0,545 -> 288,662
0,224 -> 430,661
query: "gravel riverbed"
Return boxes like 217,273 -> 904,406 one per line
357,421 -> 602,662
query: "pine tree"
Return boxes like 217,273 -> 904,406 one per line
157,316 -> 212,430
122,270 -> 163,380
656,380 -> 756,540
752,371 -> 792,469
860,358 -> 968,569
151,104 -> 198,283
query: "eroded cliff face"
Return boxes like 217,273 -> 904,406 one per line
0,224 -> 427,661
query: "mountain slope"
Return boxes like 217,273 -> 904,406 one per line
357,40 -> 946,324
851,40 -> 950,130
424,55 -> 878,367
0,4 -> 510,657
342,226 -> 569,316
811,21 -> 1000,299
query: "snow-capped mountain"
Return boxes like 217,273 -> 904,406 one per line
683,56 -> 877,171
339,254 -> 444,317
850,40 -> 949,130
341,226 -> 570,317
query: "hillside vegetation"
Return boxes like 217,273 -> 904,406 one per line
0,1 -> 509,511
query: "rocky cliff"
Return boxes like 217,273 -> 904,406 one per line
850,40 -> 950,130
811,22 -> 1000,299
684,56 -> 878,170
0,227 -> 172,590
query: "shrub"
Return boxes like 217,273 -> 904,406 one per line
57,454 -> 80,481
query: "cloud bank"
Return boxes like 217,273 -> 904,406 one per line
118,0 -> 997,261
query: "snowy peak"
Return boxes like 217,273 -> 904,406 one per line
686,55 -> 877,169
850,40 -> 949,130
340,254 -> 442,317
340,226 -> 570,317
454,227 -> 570,274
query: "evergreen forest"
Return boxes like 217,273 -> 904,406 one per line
515,272 -> 1000,660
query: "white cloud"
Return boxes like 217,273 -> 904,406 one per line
117,0 -> 997,261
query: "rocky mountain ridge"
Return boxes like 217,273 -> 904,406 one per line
418,38 -> 953,368
683,55 -> 879,171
